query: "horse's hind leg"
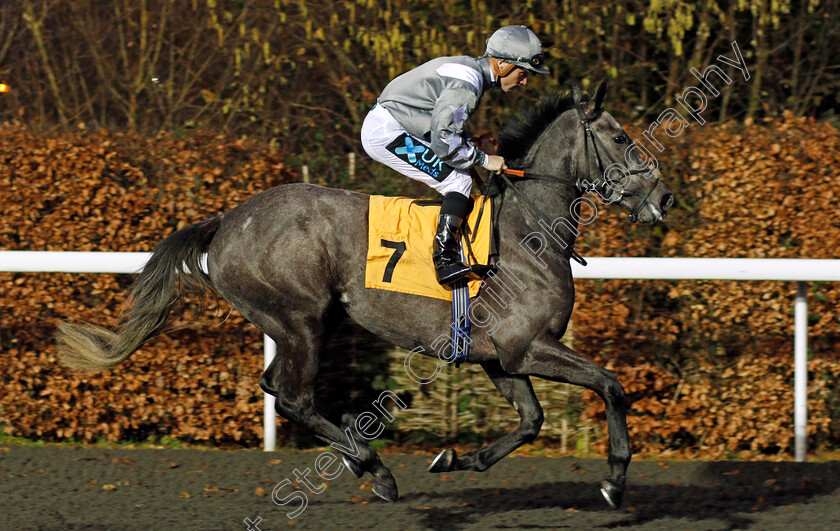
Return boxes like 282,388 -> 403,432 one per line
258,315 -> 398,501
429,360 -> 543,473
501,338 -> 631,509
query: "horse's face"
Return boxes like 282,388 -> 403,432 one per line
572,80 -> 674,223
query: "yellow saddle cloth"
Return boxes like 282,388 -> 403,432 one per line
365,195 -> 493,301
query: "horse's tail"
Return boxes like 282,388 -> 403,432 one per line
57,216 -> 223,372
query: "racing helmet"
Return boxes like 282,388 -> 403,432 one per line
484,25 -> 550,75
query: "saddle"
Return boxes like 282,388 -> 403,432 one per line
365,194 -> 496,301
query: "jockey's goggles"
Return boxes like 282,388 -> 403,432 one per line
517,53 -> 546,70
494,53 -> 548,75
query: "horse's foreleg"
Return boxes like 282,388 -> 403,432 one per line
501,338 -> 631,509
429,361 -> 543,473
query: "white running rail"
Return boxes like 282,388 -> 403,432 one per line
2,251 -> 838,461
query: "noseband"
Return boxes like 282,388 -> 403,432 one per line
495,101 -> 661,265
573,103 -> 660,222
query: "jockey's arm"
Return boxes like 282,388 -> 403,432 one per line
428,89 -> 494,171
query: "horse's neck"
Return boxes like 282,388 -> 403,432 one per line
493,109 -> 585,274
497,179 -> 581,260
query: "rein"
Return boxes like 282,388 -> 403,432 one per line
573,104 -> 660,223
493,100 -> 661,267
495,169 -> 588,266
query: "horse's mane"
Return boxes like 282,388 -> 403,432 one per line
496,92 -> 577,163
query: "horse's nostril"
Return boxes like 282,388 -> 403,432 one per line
661,193 -> 674,211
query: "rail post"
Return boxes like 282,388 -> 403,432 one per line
794,281 -> 808,462
263,335 -> 277,451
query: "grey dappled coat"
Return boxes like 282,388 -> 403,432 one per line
57,82 -> 675,509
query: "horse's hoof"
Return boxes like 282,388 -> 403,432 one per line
340,454 -> 364,478
428,448 -> 456,473
600,479 -> 624,509
372,475 -> 399,502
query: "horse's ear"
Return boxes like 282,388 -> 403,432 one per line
571,84 -> 584,106
593,76 -> 607,111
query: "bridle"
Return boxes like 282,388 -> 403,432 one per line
490,100 -> 661,265
572,102 -> 660,223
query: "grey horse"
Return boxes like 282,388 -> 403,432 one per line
57,79 -> 673,509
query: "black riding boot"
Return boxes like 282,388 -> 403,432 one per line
433,192 -> 473,285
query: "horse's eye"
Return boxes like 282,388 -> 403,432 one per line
613,136 -> 627,144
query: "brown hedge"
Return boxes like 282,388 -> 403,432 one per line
573,113 -> 840,458
2,113 -> 840,458
0,124 -> 295,445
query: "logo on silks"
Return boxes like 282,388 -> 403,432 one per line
386,133 -> 454,182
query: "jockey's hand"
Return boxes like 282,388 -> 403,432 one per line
483,155 -> 506,174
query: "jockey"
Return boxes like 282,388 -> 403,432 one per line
361,25 -> 549,285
